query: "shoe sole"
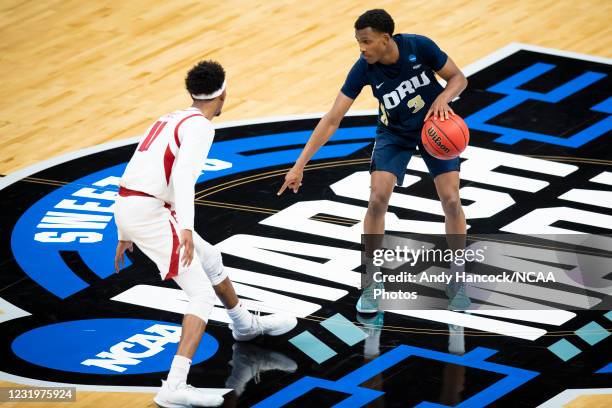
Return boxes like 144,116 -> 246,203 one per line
153,396 -> 188,408
265,318 -> 298,336
153,396 -> 225,408
154,395 -> 223,408
356,305 -> 378,314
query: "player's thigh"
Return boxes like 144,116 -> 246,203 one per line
370,135 -> 414,189
116,198 -> 183,279
419,142 -> 460,198
172,262 -> 215,301
369,171 -> 397,206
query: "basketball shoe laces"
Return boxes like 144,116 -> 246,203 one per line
244,308 -> 265,337
178,383 -> 206,400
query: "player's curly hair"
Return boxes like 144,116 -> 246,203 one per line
185,60 -> 226,96
354,9 -> 394,35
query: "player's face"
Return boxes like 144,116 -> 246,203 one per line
355,28 -> 390,64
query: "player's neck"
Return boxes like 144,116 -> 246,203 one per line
379,39 -> 400,65
190,102 -> 217,120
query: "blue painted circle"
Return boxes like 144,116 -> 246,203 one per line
12,318 -> 218,375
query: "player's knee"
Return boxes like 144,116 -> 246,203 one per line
202,246 -> 227,286
185,289 -> 216,323
368,190 -> 390,217
441,195 -> 462,217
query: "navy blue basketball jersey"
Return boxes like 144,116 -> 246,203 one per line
341,34 -> 448,137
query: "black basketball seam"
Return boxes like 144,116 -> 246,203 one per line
448,115 -> 468,146
431,121 -> 460,152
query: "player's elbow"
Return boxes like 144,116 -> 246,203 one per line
324,111 -> 343,128
458,73 -> 468,92
450,72 -> 468,97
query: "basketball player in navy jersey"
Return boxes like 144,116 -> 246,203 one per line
278,9 -> 468,312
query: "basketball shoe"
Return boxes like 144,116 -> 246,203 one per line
154,380 -> 223,407
230,311 -> 297,341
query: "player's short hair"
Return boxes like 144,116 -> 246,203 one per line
354,9 -> 394,35
185,60 -> 226,96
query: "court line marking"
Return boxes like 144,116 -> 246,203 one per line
0,298 -> 30,324
0,371 -> 230,395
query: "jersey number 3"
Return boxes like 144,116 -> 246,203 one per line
407,95 -> 425,114
138,121 -> 167,152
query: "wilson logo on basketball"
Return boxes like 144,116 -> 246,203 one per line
426,127 -> 450,154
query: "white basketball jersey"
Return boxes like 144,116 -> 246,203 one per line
120,107 -> 214,230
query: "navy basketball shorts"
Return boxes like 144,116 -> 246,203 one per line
370,128 -> 460,185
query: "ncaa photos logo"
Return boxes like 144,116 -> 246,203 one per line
0,43 -> 610,405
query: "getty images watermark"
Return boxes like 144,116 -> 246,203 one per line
360,233 -> 612,311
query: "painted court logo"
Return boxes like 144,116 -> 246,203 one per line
0,44 -> 610,406
12,319 -> 218,375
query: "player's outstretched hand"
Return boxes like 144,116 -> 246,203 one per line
277,166 -> 304,195
424,96 -> 454,122
114,240 -> 133,273
178,229 -> 194,268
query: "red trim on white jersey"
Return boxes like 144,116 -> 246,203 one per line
166,220 -> 180,280
174,113 -> 203,148
118,186 -> 154,198
164,202 -> 177,221
162,113 -> 204,185
139,121 -> 167,152
163,145 -> 175,185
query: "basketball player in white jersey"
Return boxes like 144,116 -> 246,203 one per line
114,60 -> 297,408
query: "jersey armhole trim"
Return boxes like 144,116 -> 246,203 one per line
173,114 -> 205,147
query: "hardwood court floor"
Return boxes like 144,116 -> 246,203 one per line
0,0 -> 610,175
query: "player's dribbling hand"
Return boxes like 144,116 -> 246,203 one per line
178,229 -> 194,268
114,240 -> 133,273
277,166 -> 304,195
424,96 -> 454,122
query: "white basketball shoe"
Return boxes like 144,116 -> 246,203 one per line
230,311 -> 297,341
154,380 -> 224,407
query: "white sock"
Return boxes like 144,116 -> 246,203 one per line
228,301 -> 253,331
167,355 -> 191,389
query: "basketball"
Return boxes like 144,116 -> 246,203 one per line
421,114 -> 470,159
